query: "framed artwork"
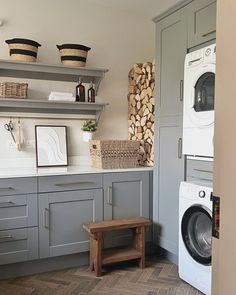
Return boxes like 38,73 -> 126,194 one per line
35,125 -> 68,167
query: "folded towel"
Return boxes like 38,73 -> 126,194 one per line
48,95 -> 76,102
49,91 -> 73,97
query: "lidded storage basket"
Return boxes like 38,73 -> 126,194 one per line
90,140 -> 140,169
57,44 -> 91,67
5,38 -> 41,62
0,82 -> 28,98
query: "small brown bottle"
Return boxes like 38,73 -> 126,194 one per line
76,78 -> 85,102
88,82 -> 95,103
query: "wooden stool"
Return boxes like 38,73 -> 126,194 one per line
83,217 -> 151,277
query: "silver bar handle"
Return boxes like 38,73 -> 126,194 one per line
0,235 -> 13,240
107,186 -> 113,205
202,30 -> 216,38
0,201 -> 14,207
0,187 -> 13,191
178,138 -> 182,159
43,208 -> 50,229
55,182 -> 95,187
180,80 -> 184,102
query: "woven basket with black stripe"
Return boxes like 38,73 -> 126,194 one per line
5,38 -> 41,62
57,44 -> 91,67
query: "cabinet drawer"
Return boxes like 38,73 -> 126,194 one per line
38,174 -> 103,193
0,227 -> 38,265
0,177 -> 37,196
187,159 -> 213,181
0,194 -> 38,230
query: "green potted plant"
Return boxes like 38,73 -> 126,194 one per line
81,120 -> 97,142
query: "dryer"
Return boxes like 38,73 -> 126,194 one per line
179,181 -> 212,295
183,44 -> 216,158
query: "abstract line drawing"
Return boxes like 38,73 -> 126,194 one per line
35,125 -> 68,167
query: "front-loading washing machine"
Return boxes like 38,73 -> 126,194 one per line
183,44 -> 216,158
179,181 -> 212,295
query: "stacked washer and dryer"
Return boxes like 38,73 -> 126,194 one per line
179,44 -> 216,295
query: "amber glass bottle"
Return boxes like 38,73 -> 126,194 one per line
88,82 -> 95,103
76,78 -> 85,102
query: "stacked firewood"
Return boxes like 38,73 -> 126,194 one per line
128,62 -> 155,167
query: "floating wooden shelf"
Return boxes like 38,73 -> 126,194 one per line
0,59 -> 109,93
0,98 -> 108,121
0,60 -> 109,119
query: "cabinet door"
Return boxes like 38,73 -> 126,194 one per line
156,10 -> 187,117
103,172 -> 150,247
154,117 -> 185,255
187,0 -> 216,48
39,189 -> 103,258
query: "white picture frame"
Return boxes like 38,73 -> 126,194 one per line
35,125 -> 68,167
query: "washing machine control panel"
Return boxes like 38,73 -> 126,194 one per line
180,182 -> 213,203
205,48 -> 212,57
199,190 -> 206,198
186,44 -> 216,68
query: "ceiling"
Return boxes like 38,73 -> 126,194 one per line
85,0 -> 182,19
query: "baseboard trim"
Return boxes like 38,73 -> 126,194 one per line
0,242 -> 156,280
0,252 -> 89,280
148,243 -> 178,265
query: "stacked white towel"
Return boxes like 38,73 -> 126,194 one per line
48,92 -> 75,102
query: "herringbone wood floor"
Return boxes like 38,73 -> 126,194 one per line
0,257 -> 203,295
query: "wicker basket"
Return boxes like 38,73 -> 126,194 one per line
5,38 -> 41,62
0,82 -> 28,98
57,44 -> 91,67
90,140 -> 140,169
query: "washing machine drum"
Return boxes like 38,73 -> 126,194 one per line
194,72 -> 215,113
181,205 -> 212,265
187,65 -> 215,127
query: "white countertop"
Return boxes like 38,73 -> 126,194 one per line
0,165 -> 153,179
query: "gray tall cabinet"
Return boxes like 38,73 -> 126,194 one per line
153,0 -> 216,258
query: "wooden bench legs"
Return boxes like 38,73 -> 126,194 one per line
89,226 -> 146,276
90,232 -> 103,276
132,226 -> 146,269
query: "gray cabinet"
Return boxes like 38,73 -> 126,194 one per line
39,189 -> 103,258
103,172 -> 150,246
0,177 -> 37,196
0,227 -> 38,265
0,177 -> 38,266
38,174 -> 103,193
0,194 -> 38,230
187,0 -> 216,48
156,9 -> 187,118
154,117 -> 185,255
154,7 -> 187,257
186,159 -> 213,181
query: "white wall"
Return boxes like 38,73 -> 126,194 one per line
0,0 -> 154,167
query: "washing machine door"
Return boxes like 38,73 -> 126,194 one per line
188,64 -> 215,127
181,205 -> 212,265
